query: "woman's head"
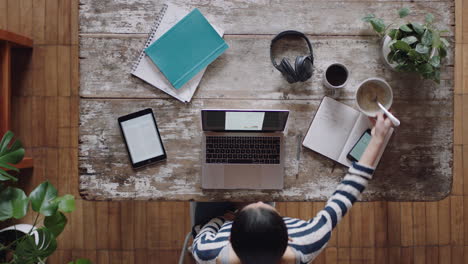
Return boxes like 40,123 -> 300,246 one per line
230,202 -> 288,264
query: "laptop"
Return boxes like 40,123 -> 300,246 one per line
201,109 -> 289,189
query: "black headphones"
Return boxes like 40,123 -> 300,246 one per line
270,30 -> 314,83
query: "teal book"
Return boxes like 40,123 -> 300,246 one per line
144,8 -> 229,89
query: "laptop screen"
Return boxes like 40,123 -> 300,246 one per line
201,110 -> 289,132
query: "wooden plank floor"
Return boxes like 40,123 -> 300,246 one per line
1,0 -> 467,263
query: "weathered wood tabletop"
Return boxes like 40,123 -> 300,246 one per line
79,0 -> 454,201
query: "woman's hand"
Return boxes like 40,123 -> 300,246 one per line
359,112 -> 393,167
370,112 -> 393,144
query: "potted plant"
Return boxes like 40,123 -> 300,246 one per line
362,7 -> 449,83
0,131 -> 86,264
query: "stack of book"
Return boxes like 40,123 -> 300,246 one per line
131,3 -> 228,103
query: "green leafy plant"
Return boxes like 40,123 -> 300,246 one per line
0,131 -> 89,264
0,131 -> 25,182
68,259 -> 93,264
363,7 -> 449,83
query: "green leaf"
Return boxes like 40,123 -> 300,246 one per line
0,131 -> 24,182
409,50 -> 428,64
439,46 -> 447,58
425,13 -> 434,24
0,161 -> 19,172
429,56 -> 441,67
54,194 -> 75,213
417,63 -> 434,74
0,131 -> 14,155
393,40 -> 412,52
398,7 -> 410,18
68,259 -> 93,264
432,30 -> 441,48
370,18 -> 386,34
0,147 -> 24,165
399,24 -> 412,33
44,211 -> 67,237
388,50 -> 404,64
392,51 -> 406,64
14,228 -> 57,264
415,44 -> 430,54
0,131 -> 23,158
434,69 -> 441,83
395,64 -> 415,72
389,39 -> 397,51
394,29 -> 403,40
387,51 -> 396,63
362,14 -> 375,22
30,181 -> 58,216
421,29 -> 433,46
440,37 -> 450,48
411,23 -> 425,35
0,187 -> 28,220
408,49 -> 421,60
388,29 -> 398,39
401,36 -> 418,45
0,168 -> 17,181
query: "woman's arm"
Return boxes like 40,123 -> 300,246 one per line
359,113 -> 393,167
192,217 -> 231,263
288,113 -> 392,262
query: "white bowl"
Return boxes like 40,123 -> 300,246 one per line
355,77 -> 393,117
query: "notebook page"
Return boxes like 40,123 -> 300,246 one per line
338,113 -> 394,167
337,114 -> 371,166
303,97 -> 360,161
132,3 -> 224,103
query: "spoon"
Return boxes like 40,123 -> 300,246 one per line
373,96 -> 400,127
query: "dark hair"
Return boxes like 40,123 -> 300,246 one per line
231,207 -> 288,264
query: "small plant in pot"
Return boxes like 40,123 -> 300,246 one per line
362,7 -> 449,84
0,131 -> 89,264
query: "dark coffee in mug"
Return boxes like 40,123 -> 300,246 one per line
325,64 -> 348,86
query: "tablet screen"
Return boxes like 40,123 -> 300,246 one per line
120,113 -> 164,164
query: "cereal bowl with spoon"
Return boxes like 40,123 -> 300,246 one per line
355,77 -> 400,127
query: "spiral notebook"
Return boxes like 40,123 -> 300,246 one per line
131,3 -> 224,103
145,9 -> 228,90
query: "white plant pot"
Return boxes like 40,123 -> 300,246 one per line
381,35 -> 398,70
0,224 -> 41,262
381,35 -> 437,71
0,224 -> 39,243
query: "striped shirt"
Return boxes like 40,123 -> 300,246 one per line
192,162 -> 374,264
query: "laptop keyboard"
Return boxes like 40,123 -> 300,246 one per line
205,136 -> 281,164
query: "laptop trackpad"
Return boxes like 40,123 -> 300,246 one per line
224,165 -> 261,189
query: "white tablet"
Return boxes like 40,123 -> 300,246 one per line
118,108 -> 167,168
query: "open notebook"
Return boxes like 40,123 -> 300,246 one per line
303,97 -> 393,167
131,3 -> 224,103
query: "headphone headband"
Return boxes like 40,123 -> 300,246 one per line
270,30 -> 314,69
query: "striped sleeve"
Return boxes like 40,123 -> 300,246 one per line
289,162 -> 374,264
192,217 -> 231,264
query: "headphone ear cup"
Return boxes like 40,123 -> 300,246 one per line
295,56 -> 306,82
280,58 -> 298,83
295,56 -> 313,82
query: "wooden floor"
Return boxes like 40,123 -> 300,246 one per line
1,0 -> 467,263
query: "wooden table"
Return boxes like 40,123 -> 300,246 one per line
79,0 -> 454,201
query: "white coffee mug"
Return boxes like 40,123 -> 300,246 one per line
323,63 -> 349,97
